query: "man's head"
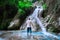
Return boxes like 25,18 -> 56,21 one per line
28,18 -> 30,20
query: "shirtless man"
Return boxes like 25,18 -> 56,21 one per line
26,18 -> 34,36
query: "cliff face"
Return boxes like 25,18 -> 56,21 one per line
44,0 -> 60,19
43,0 -> 56,15
0,2 -> 18,30
43,0 -> 60,33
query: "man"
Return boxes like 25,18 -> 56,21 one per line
25,18 -> 34,36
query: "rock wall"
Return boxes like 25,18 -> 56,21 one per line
43,0 -> 60,33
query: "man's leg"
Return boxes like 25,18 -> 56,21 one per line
27,28 -> 28,35
27,27 -> 30,38
29,27 -> 32,36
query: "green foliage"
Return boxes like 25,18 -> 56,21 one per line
18,1 -> 25,8
18,1 -> 32,8
42,3 -> 47,10
18,9 -> 25,15
18,0 -> 32,16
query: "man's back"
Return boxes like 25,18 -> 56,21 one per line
26,20 -> 32,27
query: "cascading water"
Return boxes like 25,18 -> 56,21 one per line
30,6 -> 46,33
28,5 -> 59,39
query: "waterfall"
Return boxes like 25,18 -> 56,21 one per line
27,6 -> 45,32
30,6 -> 46,33
29,5 -> 59,38
19,4 -> 59,39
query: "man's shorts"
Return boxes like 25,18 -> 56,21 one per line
27,27 -> 32,33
